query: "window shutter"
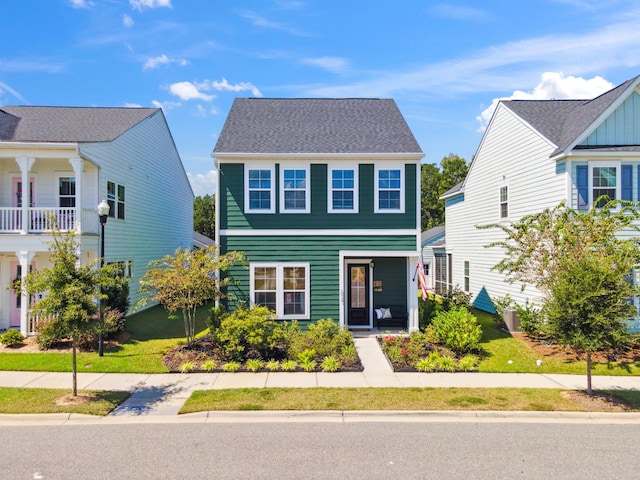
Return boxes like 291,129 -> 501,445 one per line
622,165 -> 632,201
576,165 -> 588,210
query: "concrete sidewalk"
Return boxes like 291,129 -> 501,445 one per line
1,337 -> 640,416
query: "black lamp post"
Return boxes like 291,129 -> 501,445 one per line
97,200 -> 110,356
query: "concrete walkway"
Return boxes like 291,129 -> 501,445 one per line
2,337 -> 640,417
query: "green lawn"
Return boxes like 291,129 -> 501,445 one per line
179,387 -> 640,413
0,304 -> 209,373
0,388 -> 129,415
475,309 -> 640,375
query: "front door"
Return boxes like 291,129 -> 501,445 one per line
348,264 -> 370,327
9,261 -> 35,328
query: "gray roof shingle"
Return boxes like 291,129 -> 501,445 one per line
502,75 -> 640,156
213,98 -> 423,154
0,106 -> 158,143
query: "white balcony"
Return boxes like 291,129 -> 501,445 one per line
0,207 -> 99,234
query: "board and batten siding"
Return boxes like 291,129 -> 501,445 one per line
218,160 -> 417,230
583,90 -> 640,146
79,110 -> 193,309
446,104 -> 566,312
222,234 -> 416,325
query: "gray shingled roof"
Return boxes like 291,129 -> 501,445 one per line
213,98 -> 423,154
0,106 -> 159,143
502,75 -> 640,157
421,225 -> 445,246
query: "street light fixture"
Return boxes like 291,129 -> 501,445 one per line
97,200 -> 110,356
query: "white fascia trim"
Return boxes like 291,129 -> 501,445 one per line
213,153 -> 424,161
1,142 -> 80,159
221,229 -> 419,236
340,249 -> 419,258
555,150 -> 640,160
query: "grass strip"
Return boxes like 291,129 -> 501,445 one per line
0,388 -> 129,416
179,387 -> 640,414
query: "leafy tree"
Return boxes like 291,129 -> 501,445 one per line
194,194 -> 215,239
484,200 -> 640,395
420,153 -> 468,230
25,228 -> 123,396
545,246 -> 638,395
138,246 -> 245,344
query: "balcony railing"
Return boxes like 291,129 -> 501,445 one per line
0,207 -> 99,234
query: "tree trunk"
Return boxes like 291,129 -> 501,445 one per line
72,336 -> 78,397
586,351 -> 592,397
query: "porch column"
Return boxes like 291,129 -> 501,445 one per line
69,156 -> 84,233
408,256 -> 419,332
15,157 -> 35,235
16,250 -> 35,336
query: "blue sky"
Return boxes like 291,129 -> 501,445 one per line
2,0 -> 640,196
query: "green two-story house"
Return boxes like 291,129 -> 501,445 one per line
213,98 -> 424,331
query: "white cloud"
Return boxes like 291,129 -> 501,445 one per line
188,170 -> 217,197
210,78 -> 262,97
151,99 -> 181,110
124,102 -> 143,108
143,54 -> 188,70
122,14 -> 134,27
300,56 -> 348,74
476,72 -> 614,130
69,0 -> 94,8
129,0 -> 172,11
169,81 -> 215,101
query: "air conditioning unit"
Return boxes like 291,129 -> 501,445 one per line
503,308 -> 521,333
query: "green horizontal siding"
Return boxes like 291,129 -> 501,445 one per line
221,235 -> 416,324
219,162 -> 417,230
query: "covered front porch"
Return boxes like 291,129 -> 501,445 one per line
339,250 -> 420,332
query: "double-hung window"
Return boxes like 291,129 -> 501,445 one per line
499,186 -> 508,218
107,181 -> 125,219
59,177 -> 76,208
375,166 -> 404,213
576,162 -> 626,210
251,263 -> 309,319
280,166 -> 310,213
245,165 -> 275,213
591,164 -> 618,208
328,166 -> 358,213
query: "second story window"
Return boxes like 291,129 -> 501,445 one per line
329,167 -> 358,213
59,177 -> 76,208
107,181 -> 125,219
375,166 -> 404,213
499,186 -> 508,218
280,166 -> 310,213
245,166 -> 275,213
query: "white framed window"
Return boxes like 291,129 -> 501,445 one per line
499,185 -> 508,218
464,261 -> 470,292
590,162 -> 620,208
107,181 -> 125,219
280,165 -> 310,213
59,177 -> 76,208
374,165 -> 404,213
250,263 -> 310,319
245,165 -> 275,213
328,166 -> 358,213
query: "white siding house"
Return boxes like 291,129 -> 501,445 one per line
0,106 -> 193,335
443,75 -> 640,313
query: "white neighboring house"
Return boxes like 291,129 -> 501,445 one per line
0,106 -> 194,335
443,74 -> 640,314
420,226 -> 445,294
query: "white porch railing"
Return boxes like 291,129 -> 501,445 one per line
0,207 -> 98,234
28,311 -> 57,336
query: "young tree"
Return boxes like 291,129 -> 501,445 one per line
25,228 -> 122,396
138,246 -> 245,344
420,154 -> 468,231
484,200 -> 640,395
545,246 -> 638,395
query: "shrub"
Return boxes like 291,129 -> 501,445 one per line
222,361 -> 241,372
321,356 -> 341,372
438,356 -> 457,372
266,360 -> 280,371
0,329 -> 24,347
206,305 -> 228,333
288,318 -> 353,359
490,294 -> 513,321
431,307 -> 482,354
458,354 -> 479,371
180,361 -> 196,373
441,286 -> 472,311
245,359 -> 264,372
415,351 -> 442,372
202,360 -> 217,372
300,359 -> 316,372
281,360 -> 297,371
514,304 -> 549,340
213,305 -> 286,361
419,294 -> 442,329
339,344 -> 358,364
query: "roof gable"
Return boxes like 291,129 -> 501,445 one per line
580,89 -> 640,147
0,106 -> 159,143
213,98 -> 423,155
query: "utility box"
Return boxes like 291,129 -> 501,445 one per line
503,308 -> 521,333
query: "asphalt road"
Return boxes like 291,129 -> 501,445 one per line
3,421 -> 640,479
